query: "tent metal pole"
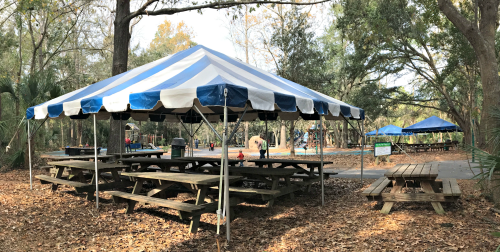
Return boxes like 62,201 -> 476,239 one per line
193,105 -> 222,141
265,113 -> 269,159
190,122 -> 193,157
319,115 -> 324,206
360,120 -> 365,185
227,105 -> 249,141
223,88 -> 230,241
28,119 -> 32,190
93,114 -> 99,209
119,115 -> 123,158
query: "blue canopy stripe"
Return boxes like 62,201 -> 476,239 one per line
27,45 -> 364,120
402,116 -> 462,133
365,124 -> 414,136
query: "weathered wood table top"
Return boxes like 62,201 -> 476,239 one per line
384,164 -> 438,180
48,160 -> 128,170
248,159 -> 333,166
42,155 -> 114,161
119,157 -> 190,164
108,150 -> 167,158
204,166 -> 302,176
177,157 -> 240,163
122,172 -> 241,185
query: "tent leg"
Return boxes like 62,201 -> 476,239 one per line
94,114 -> 99,209
319,115 -> 324,206
360,120 -> 365,185
222,88 -> 230,241
119,115 -> 123,158
265,113 -> 269,159
28,120 -> 32,190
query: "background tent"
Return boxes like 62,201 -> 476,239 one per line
365,124 -> 414,136
402,116 -> 462,133
26,45 -> 366,241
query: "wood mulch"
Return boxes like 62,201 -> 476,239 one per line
0,169 -> 498,251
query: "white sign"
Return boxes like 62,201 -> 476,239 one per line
374,142 -> 391,157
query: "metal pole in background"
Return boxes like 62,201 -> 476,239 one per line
93,114 -> 99,209
360,119 -> 365,185
223,88 -> 231,241
319,115 -> 324,206
472,118 -> 475,162
28,119 -> 32,190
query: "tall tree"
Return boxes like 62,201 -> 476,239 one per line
436,0 -> 499,152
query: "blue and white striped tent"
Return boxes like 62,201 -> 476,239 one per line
26,45 -> 364,121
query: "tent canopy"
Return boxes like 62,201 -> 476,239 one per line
402,116 -> 462,133
365,124 -> 413,136
26,45 -> 364,122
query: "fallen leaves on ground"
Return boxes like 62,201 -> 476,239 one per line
0,168 -> 498,251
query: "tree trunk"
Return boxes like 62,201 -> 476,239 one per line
279,120 -> 286,149
332,121 -> 340,148
289,120 -> 295,157
244,122 -> 249,149
107,0 -> 131,154
342,120 -> 348,148
179,123 -> 182,138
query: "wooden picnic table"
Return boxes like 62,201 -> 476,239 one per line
42,154 -> 115,162
176,157 -> 240,171
108,172 -> 242,233
108,150 -> 167,159
362,164 -> 461,214
203,166 -> 304,207
37,160 -> 131,200
247,158 -> 333,177
65,147 -> 100,156
118,157 -> 191,172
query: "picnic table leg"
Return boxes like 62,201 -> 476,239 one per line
380,179 -> 405,214
126,178 -> 144,214
51,167 -> 65,191
421,180 -> 445,214
266,178 -> 279,207
189,186 -> 208,233
111,170 -> 122,182
285,176 -> 294,200
86,172 -> 96,201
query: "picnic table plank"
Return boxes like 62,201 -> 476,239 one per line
106,191 -> 204,212
441,179 -> 453,196
384,164 -> 406,178
42,155 -> 114,162
429,164 -> 439,178
203,166 -> 302,176
108,150 -> 166,158
420,164 -> 431,177
411,164 -> 425,177
248,159 -> 333,165
122,172 -> 241,185
448,178 -> 461,196
362,177 -> 390,196
402,164 -> 417,178
392,164 -> 411,178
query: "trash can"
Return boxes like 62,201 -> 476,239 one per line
171,138 -> 186,159
444,139 -> 451,151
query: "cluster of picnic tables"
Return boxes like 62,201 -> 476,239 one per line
36,150 -> 335,233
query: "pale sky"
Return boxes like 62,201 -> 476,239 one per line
131,8 -> 408,88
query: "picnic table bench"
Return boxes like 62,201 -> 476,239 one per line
37,161 -> 131,200
118,157 -> 191,172
108,150 -> 167,159
204,166 -> 304,207
107,172 -> 242,233
362,164 -> 461,214
176,157 -> 240,171
247,158 -> 334,177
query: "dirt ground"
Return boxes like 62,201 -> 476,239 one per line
221,150 -> 469,170
0,168 -> 499,251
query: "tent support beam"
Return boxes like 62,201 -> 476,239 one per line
340,114 -> 362,137
120,115 -> 123,158
227,105 -> 249,141
29,117 -> 48,139
265,112 -> 269,159
192,105 -> 222,141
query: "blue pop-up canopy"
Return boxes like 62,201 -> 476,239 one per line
402,116 -> 462,133
365,124 -> 413,136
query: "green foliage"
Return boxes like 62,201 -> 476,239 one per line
6,149 -> 25,169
